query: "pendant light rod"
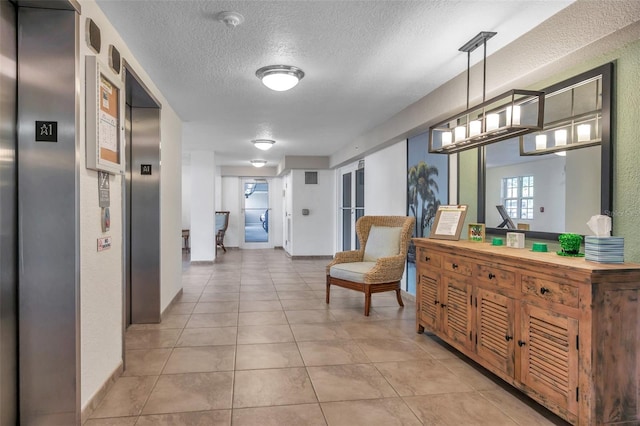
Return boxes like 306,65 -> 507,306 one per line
460,32 -> 496,108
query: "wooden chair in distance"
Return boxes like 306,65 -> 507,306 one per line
215,211 -> 230,253
326,215 -> 415,316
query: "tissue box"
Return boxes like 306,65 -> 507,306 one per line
585,236 -> 624,263
506,232 -> 525,248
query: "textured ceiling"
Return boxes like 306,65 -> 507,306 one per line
96,0 -> 573,166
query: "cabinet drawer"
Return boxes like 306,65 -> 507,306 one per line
417,247 -> 441,268
475,263 -> 515,289
443,256 -> 473,277
521,275 -> 578,308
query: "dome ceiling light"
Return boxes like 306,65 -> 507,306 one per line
256,65 -> 305,91
216,11 -> 244,28
250,159 -> 267,168
252,139 -> 276,151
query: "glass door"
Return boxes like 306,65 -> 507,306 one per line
339,163 -> 364,251
242,179 -> 271,248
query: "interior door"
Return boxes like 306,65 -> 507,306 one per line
339,163 -> 364,251
242,178 -> 272,249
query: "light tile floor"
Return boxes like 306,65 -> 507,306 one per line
86,249 -> 570,426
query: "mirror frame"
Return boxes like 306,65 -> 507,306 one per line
477,62 -> 613,240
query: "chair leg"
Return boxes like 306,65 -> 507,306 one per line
326,277 -> 331,305
395,289 -> 404,307
364,287 -> 371,316
222,244 -> 226,253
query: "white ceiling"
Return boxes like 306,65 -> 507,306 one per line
96,0 -> 573,167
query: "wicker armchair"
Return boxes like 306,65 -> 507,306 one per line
215,211 -> 230,253
326,215 -> 415,316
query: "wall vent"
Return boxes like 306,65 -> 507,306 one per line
86,18 -> 101,54
305,171 -> 318,184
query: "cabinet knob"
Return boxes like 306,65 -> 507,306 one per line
440,303 -> 447,308
505,335 -> 513,341
434,300 -> 439,305
488,273 -> 496,280
425,256 -> 430,262
540,287 -> 550,295
452,263 -> 458,269
517,340 -> 526,347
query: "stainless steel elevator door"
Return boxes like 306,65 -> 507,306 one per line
0,2 -> 18,424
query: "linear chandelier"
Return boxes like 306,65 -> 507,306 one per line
429,32 -> 545,154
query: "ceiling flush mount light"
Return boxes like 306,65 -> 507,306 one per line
429,32 -> 544,154
252,139 -> 275,151
250,159 -> 267,168
216,11 -> 244,28
256,65 -> 305,91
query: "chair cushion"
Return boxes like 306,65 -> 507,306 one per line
363,225 -> 402,262
215,215 -> 226,231
329,262 -> 377,283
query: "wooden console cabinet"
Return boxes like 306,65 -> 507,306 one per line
414,238 -> 640,425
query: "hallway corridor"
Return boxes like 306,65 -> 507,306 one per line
86,249 -> 567,425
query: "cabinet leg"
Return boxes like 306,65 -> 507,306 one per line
416,324 -> 424,334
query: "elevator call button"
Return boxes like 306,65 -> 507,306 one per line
141,164 -> 152,175
35,121 -> 57,142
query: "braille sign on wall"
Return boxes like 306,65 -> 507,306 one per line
35,121 -> 58,142
141,164 -> 152,175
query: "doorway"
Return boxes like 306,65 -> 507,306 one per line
242,179 -> 271,248
339,163 -> 365,251
123,63 -> 161,325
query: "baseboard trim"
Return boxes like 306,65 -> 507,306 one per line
80,361 -> 124,424
190,260 -> 215,265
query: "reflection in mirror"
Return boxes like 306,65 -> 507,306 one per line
477,63 -> 612,239
485,138 -> 600,235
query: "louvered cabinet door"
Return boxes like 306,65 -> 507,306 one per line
418,271 -> 440,331
476,288 -> 515,377
520,303 -> 579,417
442,275 -> 473,351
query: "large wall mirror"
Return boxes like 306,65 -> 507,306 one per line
477,63 -> 613,239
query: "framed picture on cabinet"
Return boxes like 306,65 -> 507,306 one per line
468,223 -> 486,242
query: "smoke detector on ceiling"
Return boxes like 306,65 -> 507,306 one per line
216,11 -> 244,28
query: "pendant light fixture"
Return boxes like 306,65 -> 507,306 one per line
256,65 -> 305,91
252,139 -> 276,151
429,32 -> 545,154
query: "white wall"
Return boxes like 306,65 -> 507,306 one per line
79,0 -> 183,410
190,151 -> 215,261
364,141 -> 407,215
221,177 -> 241,248
284,172 -> 293,254
181,163 -> 191,228
486,157 -> 565,232
291,169 -> 335,256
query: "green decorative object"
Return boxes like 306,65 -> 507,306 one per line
558,233 -> 583,256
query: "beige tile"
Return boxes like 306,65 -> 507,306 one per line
239,300 -> 283,312
403,393 -> 518,425
355,338 -> 430,362
290,323 -> 350,341
176,327 -> 237,347
440,357 -> 503,391
274,284 -> 312,291
375,359 -> 474,396
240,284 -> 277,293
328,308 -> 384,322
125,329 -> 181,349
371,306 -> 415,320
91,376 -> 157,418
142,372 -> 233,414
277,290 -> 319,300
136,410 -> 231,426
340,322 -> 407,340
410,334 -> 459,360
481,389 -> 569,425
163,345 -> 235,373
236,343 -> 304,370
233,368 -> 317,408
186,313 -> 238,328
298,340 -> 369,366
321,398 -> 422,426
239,291 -> 280,301
237,325 -> 294,344
238,310 -> 288,326
307,364 -> 397,402
232,404 -> 326,426
193,301 -> 239,314
165,302 -> 196,315
122,348 -> 171,376
280,298 -> 329,310
285,309 -> 336,324
202,284 -> 241,293
84,417 -> 137,426
199,292 -> 240,302
127,315 -> 189,331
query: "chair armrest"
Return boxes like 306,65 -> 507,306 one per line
326,250 -> 363,274
363,254 -> 407,284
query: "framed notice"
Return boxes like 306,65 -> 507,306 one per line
86,55 -> 124,174
429,205 -> 468,241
